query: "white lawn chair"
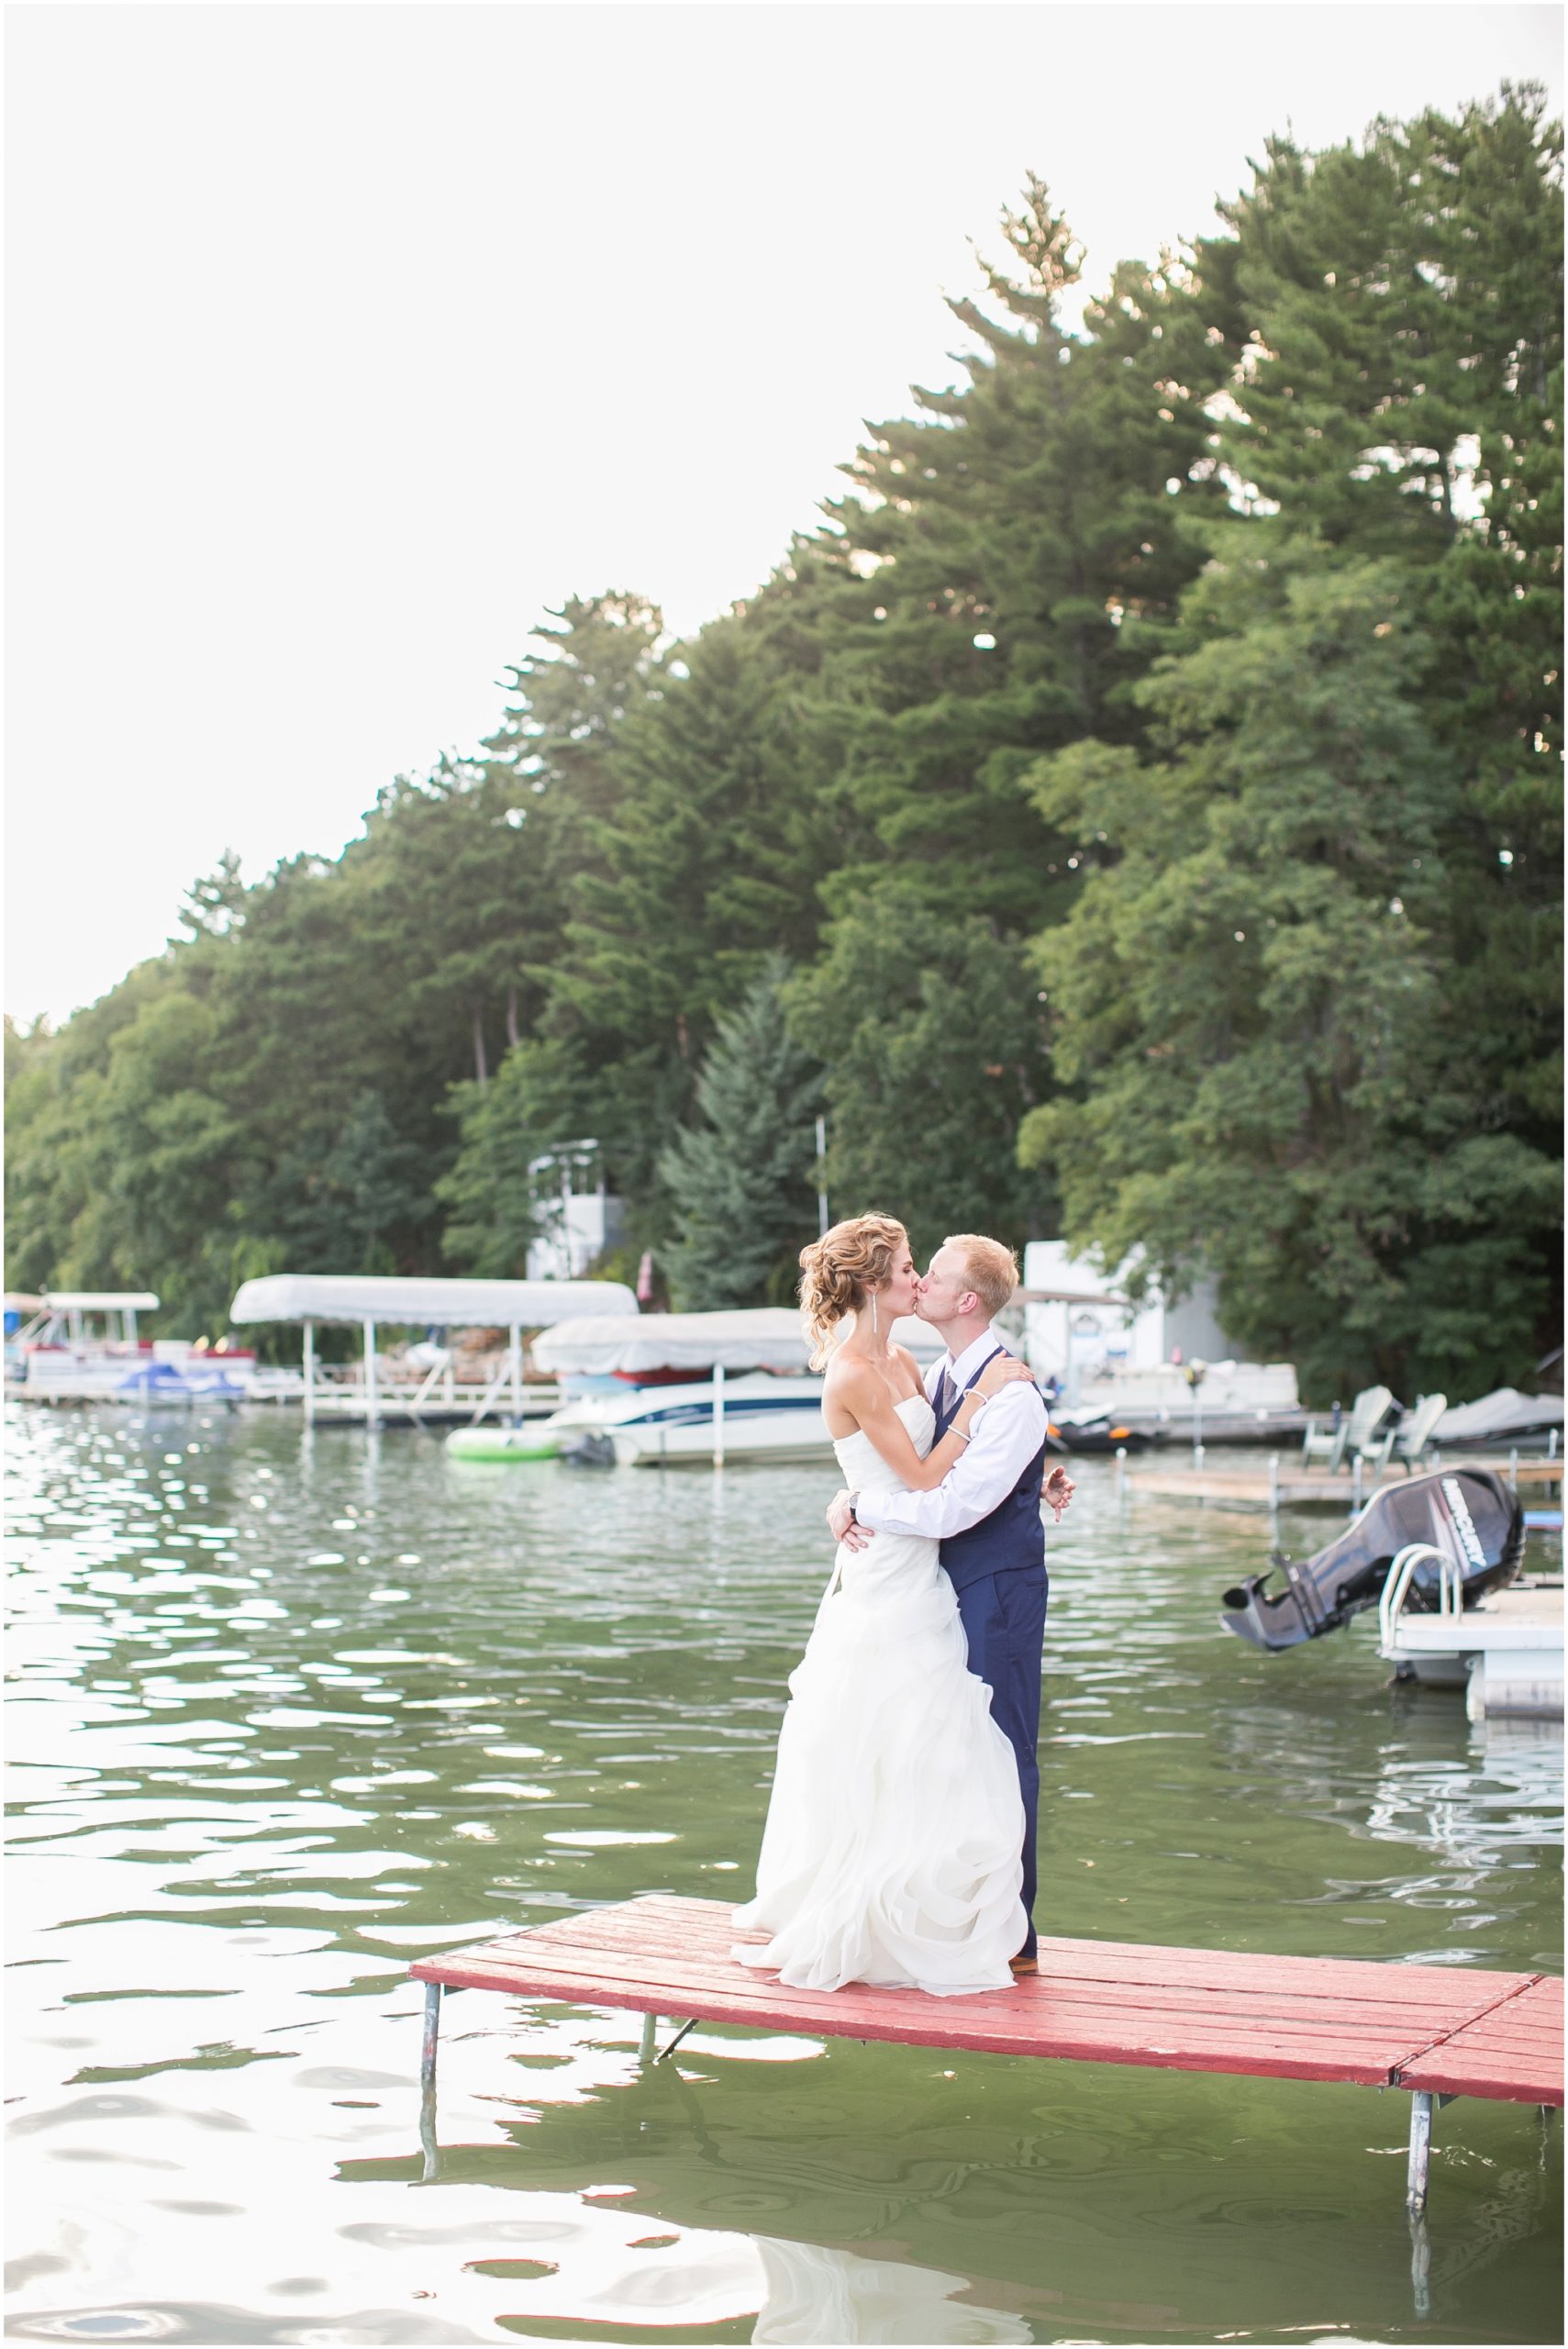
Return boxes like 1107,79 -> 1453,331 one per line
1369,1393 -> 1448,1475
1302,1385 -> 1395,1474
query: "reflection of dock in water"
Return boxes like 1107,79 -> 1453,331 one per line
389,2008 -> 1188,2340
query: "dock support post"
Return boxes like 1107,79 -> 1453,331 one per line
639,2010 -> 659,2065
420,1981 -> 442,2089
509,1323 -> 522,1425
1267,1451 -> 1280,1518
713,1363 -> 726,1469
1507,1446 -> 1519,1494
1407,2090 -> 1433,2216
363,1319 -> 380,1430
1351,1454 -> 1364,1515
1116,1445 -> 1127,1499
303,1319 -> 317,1426
417,1982 -> 443,2183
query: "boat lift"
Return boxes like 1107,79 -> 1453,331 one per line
228,1274 -> 638,1428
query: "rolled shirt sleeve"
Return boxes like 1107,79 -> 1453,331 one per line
856,1381 -> 1048,1542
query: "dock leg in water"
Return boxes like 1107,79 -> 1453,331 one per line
639,2010 -> 659,2066
1406,2091 -> 1433,2216
421,1981 -> 442,2090
418,1983 -> 442,2184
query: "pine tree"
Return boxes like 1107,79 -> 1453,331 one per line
789,886 -> 1050,1255
548,619 -> 834,1197
479,591 -> 666,1003
751,177 -> 1232,930
656,960 -> 822,1309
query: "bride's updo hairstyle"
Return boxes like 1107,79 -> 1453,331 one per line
799,1212 -> 906,1371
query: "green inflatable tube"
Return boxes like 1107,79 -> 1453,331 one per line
444,1427 -> 560,1464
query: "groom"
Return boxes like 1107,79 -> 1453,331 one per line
826,1233 -> 1071,1973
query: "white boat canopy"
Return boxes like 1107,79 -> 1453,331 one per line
533,1307 -> 942,1376
228,1275 -> 638,1329
42,1291 -> 161,1312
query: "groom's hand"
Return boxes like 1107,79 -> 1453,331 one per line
828,1489 -> 872,1550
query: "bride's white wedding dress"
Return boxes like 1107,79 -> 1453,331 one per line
731,1395 -> 1027,1996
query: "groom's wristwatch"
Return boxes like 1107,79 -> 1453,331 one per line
847,1492 -> 861,1525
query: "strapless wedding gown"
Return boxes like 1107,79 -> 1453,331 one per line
731,1394 -> 1027,1996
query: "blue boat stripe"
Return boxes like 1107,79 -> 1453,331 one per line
607,1395 -> 822,1430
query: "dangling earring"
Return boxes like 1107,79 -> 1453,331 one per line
871,1289 -> 880,1337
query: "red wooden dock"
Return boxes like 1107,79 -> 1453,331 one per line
412,1894 -> 1562,2216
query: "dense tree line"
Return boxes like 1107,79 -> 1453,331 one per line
6,90 -> 1561,1400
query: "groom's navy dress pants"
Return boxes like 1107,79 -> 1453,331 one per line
954,1565 -> 1048,1961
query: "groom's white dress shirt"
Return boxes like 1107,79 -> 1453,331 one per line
853,1327 -> 1049,1541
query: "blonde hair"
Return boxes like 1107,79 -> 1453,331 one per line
798,1212 -> 906,1370
942,1233 -> 1020,1320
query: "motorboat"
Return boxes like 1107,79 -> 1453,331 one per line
546,1368 -> 829,1466
532,1308 -> 942,1467
1043,1406 -> 1154,1456
6,1293 -> 257,1404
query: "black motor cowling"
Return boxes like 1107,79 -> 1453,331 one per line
1219,1468 -> 1524,1652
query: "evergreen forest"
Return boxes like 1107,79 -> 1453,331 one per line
6,91 -> 1562,1404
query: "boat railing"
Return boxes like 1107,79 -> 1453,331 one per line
1379,1541 -> 1465,1646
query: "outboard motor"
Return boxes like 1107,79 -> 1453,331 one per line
1220,1468 -> 1523,1651
558,1431 -> 617,1468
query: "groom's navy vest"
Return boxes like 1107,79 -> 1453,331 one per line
932,1347 -> 1049,1595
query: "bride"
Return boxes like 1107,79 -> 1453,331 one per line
731,1212 -> 1034,1996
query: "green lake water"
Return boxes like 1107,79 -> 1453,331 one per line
6,1402 -> 1562,2345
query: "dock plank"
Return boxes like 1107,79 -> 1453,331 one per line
412,1896 -> 1561,2101
1396,1976 -> 1564,2102
519,1920 -> 1514,2027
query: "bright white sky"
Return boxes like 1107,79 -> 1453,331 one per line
6,1 -> 1562,1027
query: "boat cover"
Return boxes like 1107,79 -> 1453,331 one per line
1432,1388 -> 1564,1443
41,1291 -> 161,1312
228,1275 -> 638,1329
533,1308 -> 943,1375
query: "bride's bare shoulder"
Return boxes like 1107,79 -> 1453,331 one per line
822,1351 -> 877,1399
821,1349 -> 878,1438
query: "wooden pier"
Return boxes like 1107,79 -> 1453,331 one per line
1126,1453 -> 1562,1509
306,1385 -> 562,1429
411,1894 -> 1561,2221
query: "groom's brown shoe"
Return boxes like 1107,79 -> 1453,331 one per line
1009,1953 -> 1039,1976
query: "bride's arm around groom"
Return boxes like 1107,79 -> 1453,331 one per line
829,1361 -> 1055,1546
